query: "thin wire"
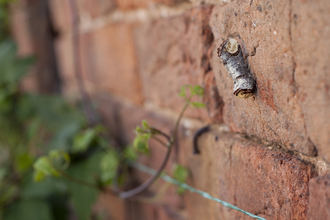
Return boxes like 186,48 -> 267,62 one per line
131,162 -> 267,220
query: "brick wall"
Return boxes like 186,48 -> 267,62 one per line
11,0 -> 330,219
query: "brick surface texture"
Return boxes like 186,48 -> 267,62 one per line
12,0 -> 330,219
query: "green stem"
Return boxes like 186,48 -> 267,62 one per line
151,136 -> 168,148
57,170 -> 100,191
172,96 -> 192,143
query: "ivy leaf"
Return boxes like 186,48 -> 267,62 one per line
49,150 -> 70,170
178,86 -> 186,97
72,128 -> 96,153
33,156 -> 60,181
65,151 -> 103,220
4,199 -> 52,220
0,167 -> 7,182
133,133 -> 151,154
100,150 -> 119,184
124,145 -> 138,161
172,164 -> 189,194
190,102 -> 206,108
15,153 -> 34,172
142,120 -> 150,130
192,85 -> 204,96
135,125 -> 143,134
33,171 -> 46,182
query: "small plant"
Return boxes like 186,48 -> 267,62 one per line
30,84 -> 205,201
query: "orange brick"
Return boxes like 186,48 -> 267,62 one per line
55,23 -> 144,104
10,5 -> 34,56
133,6 -> 214,120
115,0 -> 187,10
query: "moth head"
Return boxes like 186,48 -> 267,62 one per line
225,38 -> 239,56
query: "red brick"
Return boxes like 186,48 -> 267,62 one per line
133,5 -> 215,120
48,0 -> 71,33
203,70 -> 224,123
307,174 -> 330,220
185,131 -> 317,220
115,0 -> 187,11
54,33 -> 78,95
210,0 -> 316,155
10,5 -> 34,56
49,0 -> 116,34
94,94 -> 323,219
81,0 -> 116,18
55,23 -> 144,104
80,24 -> 143,104
291,0 -> 330,162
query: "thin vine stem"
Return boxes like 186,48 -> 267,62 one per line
151,136 -> 168,148
118,95 -> 192,199
57,169 -> 100,191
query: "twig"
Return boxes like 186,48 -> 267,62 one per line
150,127 -> 171,141
57,169 -> 117,195
58,169 -> 100,191
118,96 -> 192,199
151,136 -> 168,148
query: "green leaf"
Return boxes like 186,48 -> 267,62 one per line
22,174 -> 65,199
33,170 -> 46,182
172,164 -> 188,183
4,200 -> 51,220
190,102 -> 206,108
72,128 -> 96,153
192,85 -> 204,96
0,167 -> 7,182
135,125 -> 143,134
100,150 -> 119,184
16,153 -> 34,172
178,86 -> 186,97
142,120 -> 150,130
172,164 -> 189,194
33,156 -> 60,180
49,150 -> 70,170
65,151 -> 103,220
124,145 -> 138,161
133,133 -> 151,154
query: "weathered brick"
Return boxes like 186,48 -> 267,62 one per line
210,0 -> 316,155
185,130 -> 317,220
81,0 -> 116,18
10,5 -> 34,56
48,0 -> 71,33
55,23 -> 144,104
133,5 -> 215,120
291,0 -> 330,162
49,0 -> 116,34
307,174 -> 330,220
94,94 -> 323,220
81,24 -> 143,104
54,32 -> 77,95
115,0 -> 188,11
203,70 -> 224,123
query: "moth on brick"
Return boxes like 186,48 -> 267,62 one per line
217,38 -> 255,99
